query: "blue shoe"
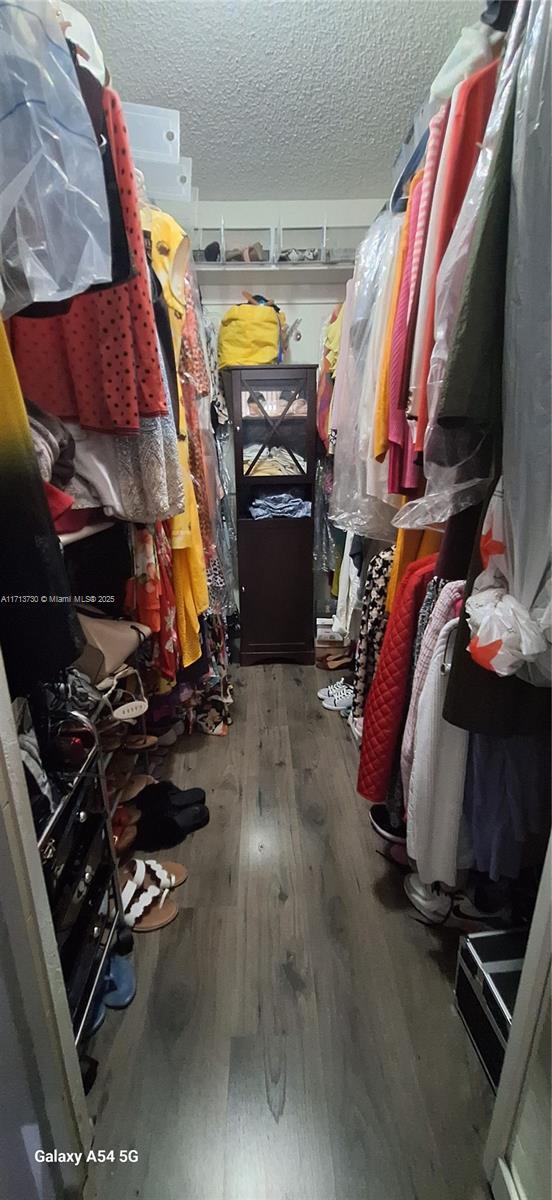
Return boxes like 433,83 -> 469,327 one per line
84,996 -> 106,1038
104,953 -> 137,1009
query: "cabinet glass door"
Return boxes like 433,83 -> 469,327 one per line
240,374 -> 309,478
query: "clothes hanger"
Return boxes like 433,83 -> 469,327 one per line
137,172 -> 192,308
50,3 -> 91,63
136,170 -> 160,234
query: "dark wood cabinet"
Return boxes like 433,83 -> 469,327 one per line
222,365 -> 317,665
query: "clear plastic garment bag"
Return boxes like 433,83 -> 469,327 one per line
397,0 -> 551,685
466,0 -> 551,685
394,0 -> 531,532
330,211 -> 402,542
0,0 -> 111,316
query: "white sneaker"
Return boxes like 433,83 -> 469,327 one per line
317,676 -> 345,701
404,873 -> 510,929
322,683 -> 354,711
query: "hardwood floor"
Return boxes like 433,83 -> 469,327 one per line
87,665 -> 492,1200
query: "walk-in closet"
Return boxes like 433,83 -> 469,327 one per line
0,2 -> 550,1199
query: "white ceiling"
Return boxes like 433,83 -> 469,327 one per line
76,0 -> 482,200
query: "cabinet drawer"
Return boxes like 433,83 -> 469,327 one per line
238,517 -> 314,662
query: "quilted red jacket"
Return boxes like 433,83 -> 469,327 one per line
357,554 -> 438,804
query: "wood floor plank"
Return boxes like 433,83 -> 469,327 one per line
88,665 -> 492,1200
90,904 -> 237,1200
227,667 -> 336,1194
169,715 -> 244,909
224,1033 -> 336,1200
292,668 -> 492,1200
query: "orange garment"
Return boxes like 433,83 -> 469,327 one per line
373,202 -> 412,461
386,524 -> 442,612
413,59 -> 499,452
125,527 -> 161,634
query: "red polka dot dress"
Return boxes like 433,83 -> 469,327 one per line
10,88 -> 167,434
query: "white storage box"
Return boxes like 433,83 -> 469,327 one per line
134,156 -> 192,202
123,101 -> 180,163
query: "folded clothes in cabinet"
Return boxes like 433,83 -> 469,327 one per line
243,444 -> 307,476
248,493 -> 311,520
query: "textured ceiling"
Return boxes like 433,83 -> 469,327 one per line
76,0 -> 482,199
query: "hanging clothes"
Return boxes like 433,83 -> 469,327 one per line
330,212 -> 402,541
126,526 -> 162,637
406,105 -> 450,328
10,88 -> 167,433
148,209 -> 209,667
401,579 -> 465,799
385,525 -> 442,611
325,304 -> 344,378
463,726 -> 551,882
396,1 -> 529,531
152,522 -> 180,687
430,19 -> 503,101
178,269 -> 232,613
0,324 -> 83,697
412,576 -> 448,664
351,546 -> 395,723
357,554 -> 437,805
316,304 -> 342,450
435,90 -> 514,432
387,170 -> 424,494
372,210 -> 411,461
126,522 -> 179,688
395,103 -> 450,483
63,333 -> 184,524
332,531 -> 362,642
407,58 -> 499,449
406,620 -> 473,887
328,280 -> 354,450
0,1 -> 111,317
178,281 -> 217,564
464,0 -> 551,686
357,215 -> 404,534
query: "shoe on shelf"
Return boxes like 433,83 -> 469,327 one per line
369,804 -> 407,844
322,683 -> 354,712
404,873 -> 511,929
104,952 -> 137,1009
317,676 -> 345,701
83,994 -> 107,1039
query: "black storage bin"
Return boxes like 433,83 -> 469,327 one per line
455,929 -> 528,1090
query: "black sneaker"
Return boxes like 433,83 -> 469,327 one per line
368,804 -> 407,844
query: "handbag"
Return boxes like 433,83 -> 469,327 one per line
72,614 -> 151,683
218,294 -> 286,369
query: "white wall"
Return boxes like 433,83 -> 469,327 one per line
202,278 -> 349,366
166,196 -> 385,235
509,996 -> 551,1200
195,198 -> 385,231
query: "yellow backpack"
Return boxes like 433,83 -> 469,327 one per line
218,296 -> 286,369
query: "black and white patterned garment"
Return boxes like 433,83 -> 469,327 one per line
412,576 -> 447,666
352,546 -> 395,720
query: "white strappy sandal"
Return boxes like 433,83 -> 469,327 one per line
140,857 -> 188,890
97,665 -> 149,721
120,859 -> 178,932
